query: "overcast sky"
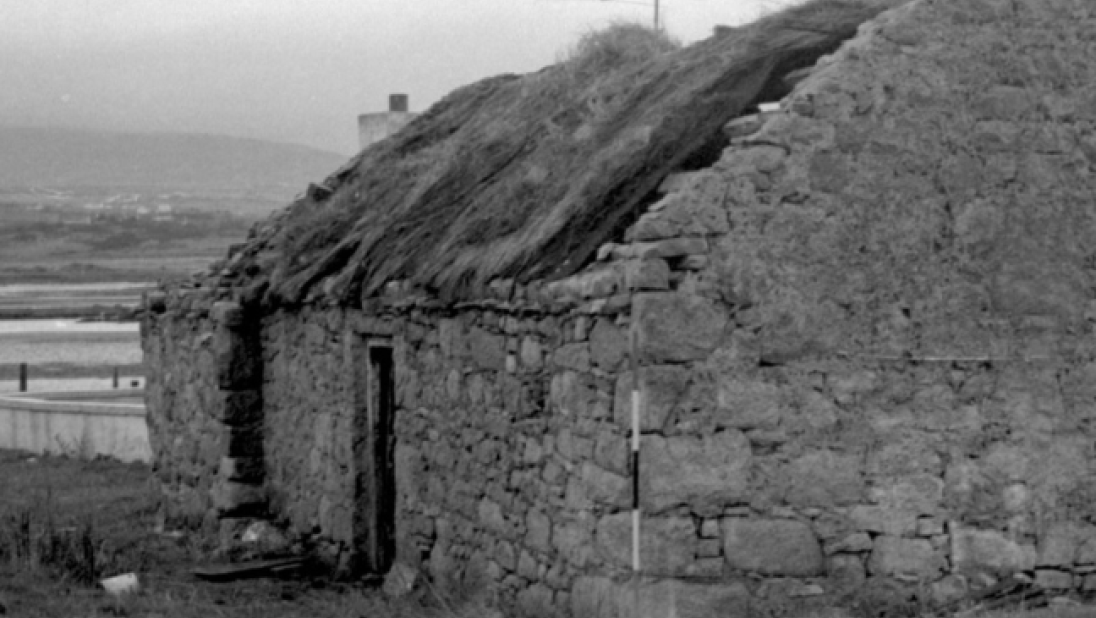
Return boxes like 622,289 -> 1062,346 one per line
0,0 -> 795,155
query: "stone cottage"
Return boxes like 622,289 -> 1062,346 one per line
142,0 -> 1096,614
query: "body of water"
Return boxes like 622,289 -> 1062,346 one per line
0,318 -> 143,393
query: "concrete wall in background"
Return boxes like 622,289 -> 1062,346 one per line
0,390 -> 150,463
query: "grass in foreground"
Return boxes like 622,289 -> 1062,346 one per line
0,450 -> 488,618
2,449 -> 1095,618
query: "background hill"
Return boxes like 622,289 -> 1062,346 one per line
0,127 -> 347,202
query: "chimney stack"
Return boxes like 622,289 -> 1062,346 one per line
389,93 -> 409,113
359,93 -> 417,151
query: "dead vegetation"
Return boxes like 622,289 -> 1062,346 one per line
237,0 -> 912,305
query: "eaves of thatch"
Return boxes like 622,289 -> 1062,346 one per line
230,0 -> 912,307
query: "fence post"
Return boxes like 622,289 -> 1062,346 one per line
19,363 -> 27,392
113,367 -> 119,389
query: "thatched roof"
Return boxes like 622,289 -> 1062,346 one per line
244,0 -> 909,306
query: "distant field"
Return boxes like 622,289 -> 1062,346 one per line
0,281 -> 154,319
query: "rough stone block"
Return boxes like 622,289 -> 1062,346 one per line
631,214 -> 681,241
594,430 -> 628,475
589,318 -> 627,370
714,378 -> 786,430
478,498 -> 509,537
869,474 -> 944,515
722,518 -> 824,577
516,583 -> 555,616
634,237 -> 710,260
951,527 -> 1037,574
931,574 -> 969,604
868,536 -> 945,582
579,462 -> 630,508
597,514 -> 695,573
829,553 -> 866,589
633,293 -> 727,363
613,365 -> 691,433
466,327 -> 506,370
849,505 -> 918,537
642,431 -> 751,514
917,517 -> 945,538
520,337 -> 543,369
825,532 -> 873,555
973,85 -> 1037,120
1038,522 -> 1094,568
553,518 -> 595,568
786,451 -> 863,507
1035,569 -> 1074,590
526,509 -> 552,553
552,343 -> 591,372
623,259 -> 671,291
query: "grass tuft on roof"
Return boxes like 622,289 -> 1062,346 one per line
248,0 -> 910,306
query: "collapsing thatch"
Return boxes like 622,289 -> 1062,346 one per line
256,0 -> 908,305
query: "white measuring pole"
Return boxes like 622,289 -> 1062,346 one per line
629,326 -> 641,574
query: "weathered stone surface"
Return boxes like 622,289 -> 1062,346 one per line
713,378 -> 786,430
478,498 -> 509,536
634,293 -> 727,363
1035,569 -> 1074,590
552,518 -> 594,568
1037,522 -> 1096,568
519,337 -> 543,369
849,505 -> 918,537
596,514 -> 695,573
868,537 -> 945,582
869,474 -> 944,514
634,237 -> 710,260
722,518 -> 824,576
951,527 -> 1037,574
613,365 -> 691,433
526,509 -> 552,553
466,327 -> 506,370
825,532 -> 873,555
623,259 -> 671,291
932,574 -> 969,604
553,343 -> 591,372
786,451 -> 863,507
642,431 -> 751,513
589,318 -> 627,370
829,553 -> 867,589
516,583 -> 554,616
578,462 -> 630,508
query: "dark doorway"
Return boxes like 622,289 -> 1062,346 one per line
352,339 -> 395,574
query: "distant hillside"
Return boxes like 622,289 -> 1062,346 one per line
0,127 -> 347,202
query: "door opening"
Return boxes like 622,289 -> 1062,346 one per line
352,339 -> 395,574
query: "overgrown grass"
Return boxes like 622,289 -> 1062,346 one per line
559,21 -> 681,118
0,450 -> 499,618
